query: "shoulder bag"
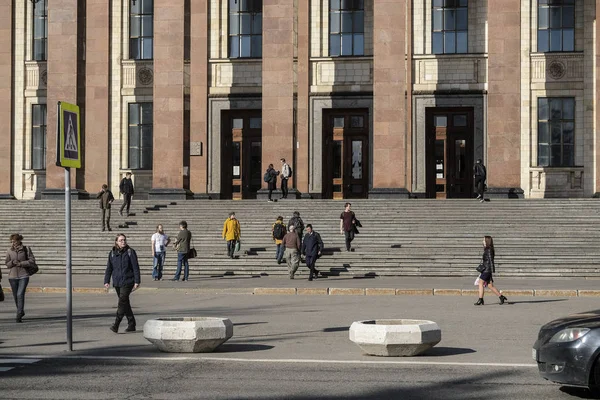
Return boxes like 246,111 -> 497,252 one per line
187,238 -> 197,259
23,246 -> 39,276
476,263 -> 485,273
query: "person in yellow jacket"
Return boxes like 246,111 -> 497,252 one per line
222,212 -> 241,259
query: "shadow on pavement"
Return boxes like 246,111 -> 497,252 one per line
215,343 -> 274,353
559,386 -> 596,399
508,299 -> 569,305
322,326 -> 349,333
423,347 -> 476,357
0,340 -> 97,349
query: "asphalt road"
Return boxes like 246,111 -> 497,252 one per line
1,292 -> 599,399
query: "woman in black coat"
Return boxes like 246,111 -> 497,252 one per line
475,236 -> 507,306
266,164 -> 279,202
104,234 -> 141,332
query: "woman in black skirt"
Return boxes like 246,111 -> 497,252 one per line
475,236 -> 507,306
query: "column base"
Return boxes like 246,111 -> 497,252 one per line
368,188 -> 411,199
485,187 -> 524,199
41,188 -> 89,200
148,188 -> 193,200
256,188 -> 302,200
193,193 -> 214,200
0,194 -> 16,200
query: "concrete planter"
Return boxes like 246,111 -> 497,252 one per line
143,317 -> 233,353
349,319 -> 441,357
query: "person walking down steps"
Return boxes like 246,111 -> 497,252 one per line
282,225 -> 301,279
119,172 -> 134,217
96,184 -> 114,232
272,216 -> 286,264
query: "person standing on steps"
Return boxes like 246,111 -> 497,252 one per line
340,202 -> 358,252
272,216 -> 286,264
172,221 -> 192,281
151,224 -> 170,281
301,224 -> 324,281
5,234 -> 36,323
474,236 -> 507,306
282,225 -> 301,279
473,159 -> 487,203
264,163 -> 279,202
96,184 -> 114,232
119,172 -> 134,217
288,211 -> 304,245
280,158 -> 292,199
104,234 -> 140,333
222,212 -> 241,259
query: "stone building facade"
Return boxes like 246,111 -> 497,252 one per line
1,0 -> 598,200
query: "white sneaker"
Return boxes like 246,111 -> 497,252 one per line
476,194 -> 482,199
480,199 -> 484,203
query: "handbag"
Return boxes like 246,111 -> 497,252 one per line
0,285 -> 4,302
234,240 -> 241,253
476,263 -> 485,273
23,246 -> 39,276
187,247 -> 197,259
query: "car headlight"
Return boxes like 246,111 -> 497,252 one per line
549,328 -> 591,343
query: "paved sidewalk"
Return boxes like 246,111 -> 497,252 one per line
3,273 -> 600,297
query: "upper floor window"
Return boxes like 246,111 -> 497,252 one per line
32,104 -> 47,170
537,0 -> 574,52
229,0 -> 262,58
32,0 -> 48,61
538,98 -> 574,167
130,0 -> 154,60
432,0 -> 468,54
329,0 -> 364,57
128,103 -> 153,170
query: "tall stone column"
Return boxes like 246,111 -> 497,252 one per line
150,0 -> 188,199
190,0 -> 209,198
487,3 -> 523,198
261,0 -> 294,198
44,0 -> 83,199
370,0 -> 409,198
296,0 -> 310,197
0,0 -> 13,198
595,0 -> 600,196
84,0 -> 110,192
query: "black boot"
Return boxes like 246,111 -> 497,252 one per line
110,315 -> 123,333
499,295 -> 508,305
474,298 -> 484,306
16,312 -> 23,323
125,316 -> 136,332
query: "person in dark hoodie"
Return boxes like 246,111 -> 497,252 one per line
104,233 -> 141,333
301,224 -> 324,281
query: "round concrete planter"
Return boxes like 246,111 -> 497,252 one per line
349,319 -> 441,357
143,317 -> 233,353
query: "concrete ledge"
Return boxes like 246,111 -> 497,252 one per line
366,288 -> 396,296
297,288 -> 328,295
396,289 -> 433,296
329,288 -> 365,296
502,289 -> 534,297
433,289 -> 462,296
578,290 -> 600,297
254,288 -> 297,295
535,289 -> 578,297
461,289 -> 479,296
73,287 -> 108,294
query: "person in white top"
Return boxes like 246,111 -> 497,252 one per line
280,158 -> 291,199
151,225 -> 170,281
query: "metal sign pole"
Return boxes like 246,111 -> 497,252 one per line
65,167 -> 73,351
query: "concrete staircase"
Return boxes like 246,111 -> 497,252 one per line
1,199 -> 599,278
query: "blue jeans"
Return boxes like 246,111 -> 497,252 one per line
152,252 -> 166,280
174,252 -> 189,281
275,244 -> 284,263
9,277 -> 29,316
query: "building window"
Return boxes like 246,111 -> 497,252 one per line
128,103 -> 153,170
432,0 -> 468,54
130,0 -> 154,60
537,0 -> 574,52
32,0 -> 48,61
329,0 -> 364,57
228,0 -> 262,58
31,104 -> 47,170
538,98 -> 574,167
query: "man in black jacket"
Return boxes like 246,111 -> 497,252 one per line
104,234 -> 140,333
119,172 -> 134,217
473,159 -> 487,203
301,224 -> 324,281
96,184 -> 114,232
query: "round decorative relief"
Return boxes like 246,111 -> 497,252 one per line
40,69 -> 47,85
547,60 -> 566,80
137,68 -> 153,85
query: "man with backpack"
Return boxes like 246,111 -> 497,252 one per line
288,211 -> 304,245
473,159 -> 487,203
272,216 -> 286,264
263,163 -> 279,202
280,158 -> 292,199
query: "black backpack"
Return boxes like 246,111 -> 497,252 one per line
273,223 -> 286,240
264,171 -> 271,182
288,165 -> 293,178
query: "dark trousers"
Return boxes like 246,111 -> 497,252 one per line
101,208 -> 111,229
475,177 -> 485,198
268,188 -> 273,200
227,240 -> 237,258
9,277 -> 29,316
114,285 -> 136,327
120,193 -> 132,214
344,229 -> 355,251
281,178 -> 288,198
174,252 -> 189,280
305,255 -> 318,278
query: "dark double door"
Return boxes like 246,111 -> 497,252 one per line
221,111 -> 262,199
322,109 -> 369,199
426,108 -> 474,199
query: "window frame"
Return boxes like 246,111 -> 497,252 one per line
537,97 -> 575,167
129,0 -> 154,60
537,0 -> 575,53
32,0 -> 48,61
228,0 -> 263,59
329,0 -> 365,57
31,104 -> 47,170
432,0 -> 468,55
128,103 -> 153,170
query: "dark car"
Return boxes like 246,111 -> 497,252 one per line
533,310 -> 600,395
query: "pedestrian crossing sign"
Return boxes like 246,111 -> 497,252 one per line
57,101 -> 81,168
